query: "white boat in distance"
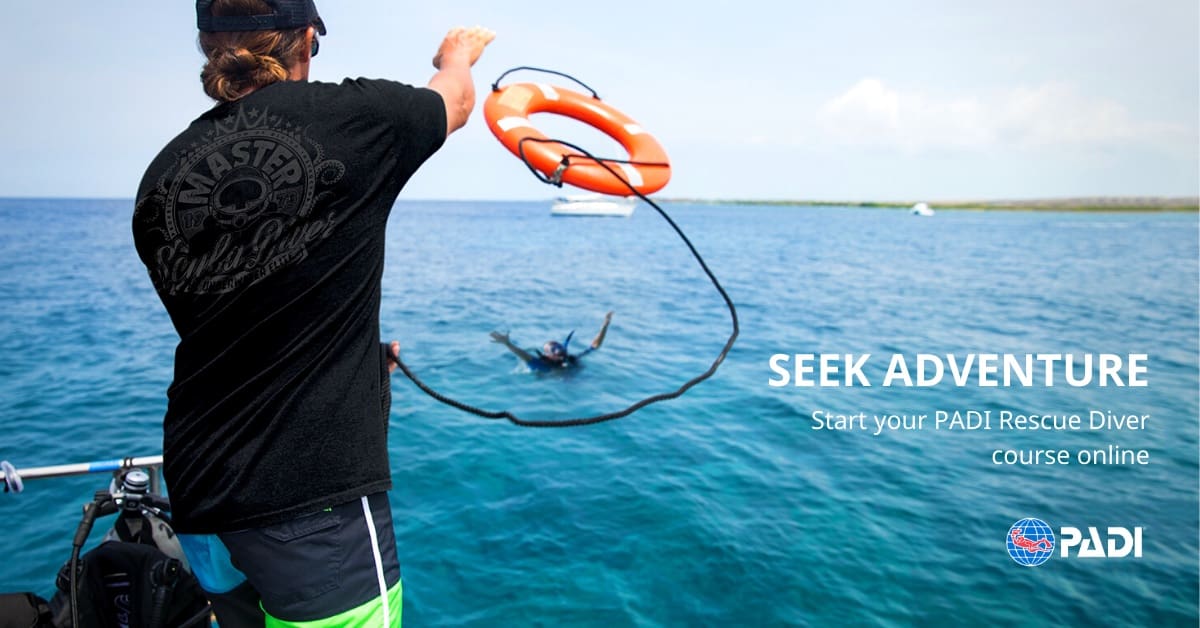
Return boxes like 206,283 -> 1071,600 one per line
911,202 -> 935,216
551,194 -> 636,217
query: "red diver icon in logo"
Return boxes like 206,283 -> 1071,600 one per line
1010,526 -> 1053,552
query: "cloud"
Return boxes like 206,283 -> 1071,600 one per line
818,79 -> 902,142
817,78 -> 1189,153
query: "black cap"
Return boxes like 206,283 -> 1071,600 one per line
197,0 -> 326,35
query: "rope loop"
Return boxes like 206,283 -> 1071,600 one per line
393,70 -> 739,427
491,66 -> 601,100
1,460 -> 23,493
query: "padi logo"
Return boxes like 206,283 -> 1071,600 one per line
1007,518 -> 1143,566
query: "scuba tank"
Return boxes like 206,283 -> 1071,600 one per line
48,468 -> 211,628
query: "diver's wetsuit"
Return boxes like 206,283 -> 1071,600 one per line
523,331 -> 596,371
526,347 -> 595,371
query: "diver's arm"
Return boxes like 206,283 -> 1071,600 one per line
490,331 -> 535,363
590,311 -> 614,349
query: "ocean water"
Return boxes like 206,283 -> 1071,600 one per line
0,197 -> 1196,626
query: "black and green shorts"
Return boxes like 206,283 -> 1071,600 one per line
179,492 -> 402,627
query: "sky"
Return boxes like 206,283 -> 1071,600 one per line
0,1 -> 1196,201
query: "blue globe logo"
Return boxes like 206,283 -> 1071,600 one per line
1007,518 -> 1055,566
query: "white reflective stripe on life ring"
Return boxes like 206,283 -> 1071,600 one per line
497,116 -> 534,133
618,163 -> 644,187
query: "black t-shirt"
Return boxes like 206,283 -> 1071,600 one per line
132,78 -> 446,534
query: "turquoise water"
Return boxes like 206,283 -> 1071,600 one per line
0,198 -> 1197,626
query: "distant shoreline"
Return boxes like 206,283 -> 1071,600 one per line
658,197 -> 1199,212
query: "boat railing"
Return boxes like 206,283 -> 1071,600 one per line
2,454 -> 164,495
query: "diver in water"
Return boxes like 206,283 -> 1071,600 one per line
491,311 -> 613,371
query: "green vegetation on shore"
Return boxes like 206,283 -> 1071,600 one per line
660,197 -> 1199,212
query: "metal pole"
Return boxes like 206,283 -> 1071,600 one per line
2,455 -> 163,484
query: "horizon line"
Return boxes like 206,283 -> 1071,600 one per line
0,194 -> 1196,205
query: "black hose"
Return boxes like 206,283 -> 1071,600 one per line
148,558 -> 182,628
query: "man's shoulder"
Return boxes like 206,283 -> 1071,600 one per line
302,78 -> 435,101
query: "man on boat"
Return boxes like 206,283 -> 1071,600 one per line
131,1 -> 494,626
491,311 -> 614,370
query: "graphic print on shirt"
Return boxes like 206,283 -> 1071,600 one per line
138,105 -> 346,295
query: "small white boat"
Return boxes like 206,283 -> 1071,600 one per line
551,194 -> 636,217
911,202 -> 935,216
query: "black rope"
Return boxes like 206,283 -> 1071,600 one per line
516,137 -> 669,187
391,70 -> 739,427
490,66 -> 601,99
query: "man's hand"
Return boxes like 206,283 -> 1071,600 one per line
489,331 -> 510,345
433,26 -> 496,70
386,340 -> 400,374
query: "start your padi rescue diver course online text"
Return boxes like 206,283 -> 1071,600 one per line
807,409 -> 1153,466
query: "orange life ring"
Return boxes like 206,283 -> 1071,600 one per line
483,83 -> 671,196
